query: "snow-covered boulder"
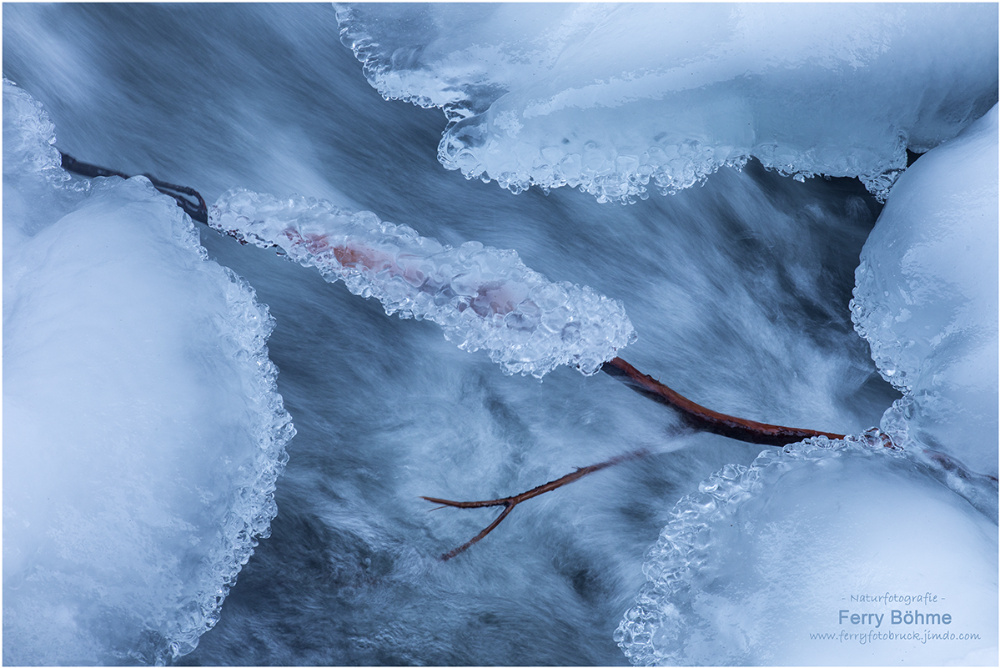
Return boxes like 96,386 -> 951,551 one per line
3,80 -> 294,665
852,105 -> 998,476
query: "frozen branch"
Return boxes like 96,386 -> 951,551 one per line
601,357 -> 845,446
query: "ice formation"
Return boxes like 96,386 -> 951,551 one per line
616,434 -> 999,666
210,189 -> 636,378
851,104 -> 999,477
337,3 -> 998,202
3,80 -> 294,665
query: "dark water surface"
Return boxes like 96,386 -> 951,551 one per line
3,4 -> 897,664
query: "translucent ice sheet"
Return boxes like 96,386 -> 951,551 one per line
338,3 -> 997,202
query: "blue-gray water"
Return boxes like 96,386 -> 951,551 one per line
3,4 -> 897,665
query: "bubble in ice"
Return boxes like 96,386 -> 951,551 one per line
3,80 -> 294,665
209,188 -> 636,378
615,433 -> 999,666
337,3 -> 997,202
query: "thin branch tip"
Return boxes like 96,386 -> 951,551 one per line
427,449 -> 647,560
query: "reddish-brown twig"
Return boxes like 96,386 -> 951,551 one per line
602,357 -> 845,445
423,449 -> 648,560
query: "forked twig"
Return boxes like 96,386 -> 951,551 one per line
423,450 -> 648,560
427,362 -> 847,559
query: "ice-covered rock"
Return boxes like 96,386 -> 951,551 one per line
210,188 -> 636,378
616,434 -> 999,666
3,80 -> 294,665
337,3 -> 997,202
851,104 -> 998,476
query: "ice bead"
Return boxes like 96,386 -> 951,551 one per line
210,188 -> 636,378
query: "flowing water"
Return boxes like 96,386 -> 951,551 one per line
3,4 -> 899,664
